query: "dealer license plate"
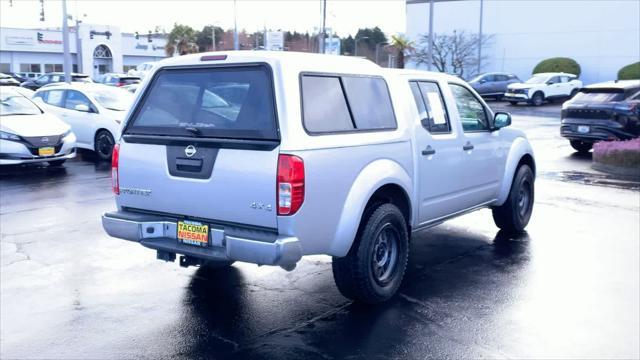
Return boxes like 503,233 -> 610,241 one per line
177,220 -> 209,247
38,147 -> 55,156
577,125 -> 590,134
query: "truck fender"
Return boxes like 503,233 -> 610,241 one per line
495,137 -> 535,206
328,159 -> 413,257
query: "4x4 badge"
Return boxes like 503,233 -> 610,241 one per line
184,145 -> 197,157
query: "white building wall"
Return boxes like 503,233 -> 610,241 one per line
406,0 -> 640,84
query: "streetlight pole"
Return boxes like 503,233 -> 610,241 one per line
354,36 -> 368,57
320,0 -> 327,53
477,0 -> 484,74
212,25 -> 216,51
375,42 -> 388,65
427,0 -> 434,71
233,0 -> 239,50
61,0 -> 72,82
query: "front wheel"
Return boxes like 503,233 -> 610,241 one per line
94,130 -> 115,161
531,92 -> 544,106
332,203 -> 409,304
570,140 -> 593,153
492,165 -> 534,234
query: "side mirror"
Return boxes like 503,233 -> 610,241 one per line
74,104 -> 90,112
547,80 -> 555,85
479,78 -> 487,84
493,112 -> 511,130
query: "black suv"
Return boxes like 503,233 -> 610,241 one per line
20,72 -> 92,90
561,80 -> 640,153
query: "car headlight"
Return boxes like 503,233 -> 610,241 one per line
0,130 -> 21,141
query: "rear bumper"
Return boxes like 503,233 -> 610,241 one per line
101,210 -> 302,270
560,121 -> 635,142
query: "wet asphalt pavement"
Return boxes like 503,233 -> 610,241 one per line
1,102 -> 639,359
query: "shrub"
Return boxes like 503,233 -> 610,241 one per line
618,62 -> 640,80
593,138 -> 640,168
532,57 -> 581,77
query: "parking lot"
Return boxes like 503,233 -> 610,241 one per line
1,102 -> 638,359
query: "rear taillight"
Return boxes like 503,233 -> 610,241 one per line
277,154 -> 304,215
115,82 -> 124,87
111,143 -> 120,195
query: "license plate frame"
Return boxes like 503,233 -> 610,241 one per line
38,147 -> 55,156
577,125 -> 590,134
177,220 -> 209,247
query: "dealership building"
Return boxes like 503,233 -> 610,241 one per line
405,0 -> 639,85
0,23 -> 167,79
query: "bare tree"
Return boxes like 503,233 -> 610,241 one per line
414,30 -> 492,78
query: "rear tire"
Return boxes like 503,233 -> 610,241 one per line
94,130 -> 115,161
570,140 -> 593,153
332,203 -> 409,304
509,101 -> 518,106
492,165 -> 534,234
48,159 -> 66,166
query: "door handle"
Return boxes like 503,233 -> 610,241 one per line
463,142 -> 474,151
422,145 -> 436,156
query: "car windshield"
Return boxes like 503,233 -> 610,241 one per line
0,91 -> 42,116
525,76 -> 548,84
88,87 -> 134,111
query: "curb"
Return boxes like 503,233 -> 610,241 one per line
592,161 -> 640,181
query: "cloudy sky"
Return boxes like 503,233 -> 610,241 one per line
0,0 -> 406,36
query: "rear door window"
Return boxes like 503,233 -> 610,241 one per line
410,81 -> 451,133
43,90 -> 65,107
126,65 -> 278,140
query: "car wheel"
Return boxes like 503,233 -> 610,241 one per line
570,140 -> 593,153
531,92 -> 544,106
508,101 -> 518,106
492,165 -> 534,234
332,203 -> 409,304
48,160 -> 66,166
495,94 -> 503,101
94,130 -> 115,161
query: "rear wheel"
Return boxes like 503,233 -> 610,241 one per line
332,203 -> 409,304
48,159 -> 66,166
570,140 -> 593,153
94,130 -> 115,161
492,165 -> 534,234
509,101 -> 518,106
531,92 -> 544,106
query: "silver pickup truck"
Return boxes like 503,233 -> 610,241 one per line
102,52 -> 535,303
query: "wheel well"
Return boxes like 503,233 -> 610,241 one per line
517,153 -> 536,178
94,128 -> 113,142
532,90 -> 544,98
364,184 -> 412,230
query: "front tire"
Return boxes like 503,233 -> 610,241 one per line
492,165 -> 534,234
570,140 -> 593,153
94,130 -> 115,161
531,92 -> 544,106
332,203 -> 409,304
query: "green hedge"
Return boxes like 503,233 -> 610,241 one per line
618,62 -> 640,80
532,57 -> 581,77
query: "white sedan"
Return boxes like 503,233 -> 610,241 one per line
33,83 -> 134,161
0,87 -> 76,166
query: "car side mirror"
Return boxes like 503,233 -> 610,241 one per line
493,112 -> 511,130
547,81 -> 555,85
74,104 -> 90,112
479,78 -> 487,84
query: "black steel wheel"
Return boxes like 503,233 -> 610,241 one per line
94,130 -> 115,161
332,203 -> 409,304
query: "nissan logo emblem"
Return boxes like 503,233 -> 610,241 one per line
41,137 -> 49,143
184,145 -> 197,157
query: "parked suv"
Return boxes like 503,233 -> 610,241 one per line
505,72 -> 582,106
102,52 -> 536,303
561,80 -> 640,152
468,72 -> 520,100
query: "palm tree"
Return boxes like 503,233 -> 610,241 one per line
165,24 -> 198,57
390,35 -> 414,69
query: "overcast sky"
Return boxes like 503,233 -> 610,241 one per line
0,0 -> 406,36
